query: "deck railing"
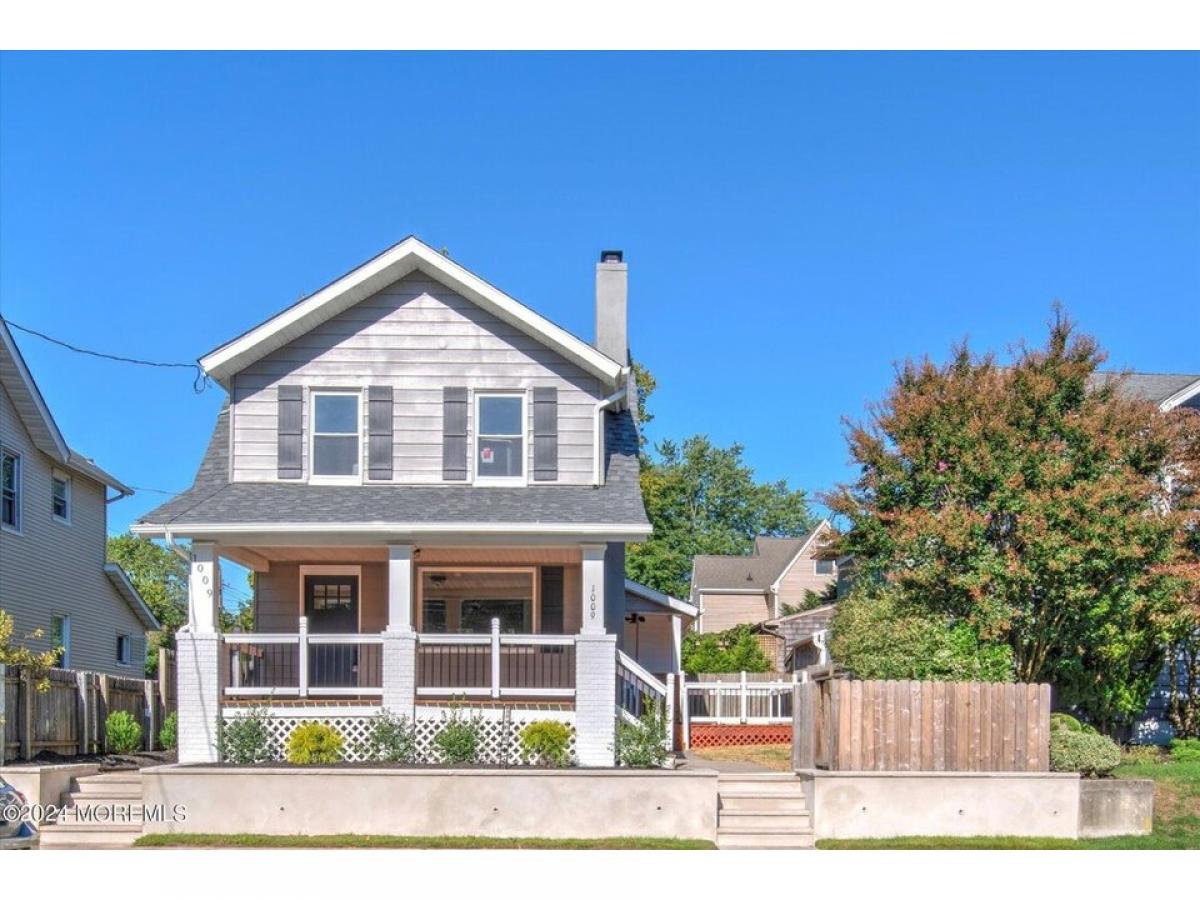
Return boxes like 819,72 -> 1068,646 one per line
223,618 -> 383,698
683,673 -> 798,724
416,618 -> 576,699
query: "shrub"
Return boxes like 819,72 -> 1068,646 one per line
1050,728 -> 1121,777
105,710 -> 143,754
217,706 -> 276,764
433,708 -> 482,765
1170,737 -> 1200,763
361,710 -> 418,764
286,722 -> 343,765
681,624 -> 772,675
615,701 -> 668,768
159,711 -> 178,751
1050,712 -> 1097,734
519,720 -> 573,767
1122,745 -> 1166,765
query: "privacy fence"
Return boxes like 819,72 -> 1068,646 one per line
793,678 -> 1052,772
1,649 -> 177,763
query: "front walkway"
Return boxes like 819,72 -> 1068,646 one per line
679,750 -> 776,773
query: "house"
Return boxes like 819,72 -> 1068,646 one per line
689,521 -> 836,636
0,319 -> 158,676
754,604 -> 836,672
132,238 -> 677,765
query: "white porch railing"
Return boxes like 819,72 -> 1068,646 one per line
615,650 -> 676,751
222,617 -> 383,698
416,618 -> 576,699
680,672 -> 799,742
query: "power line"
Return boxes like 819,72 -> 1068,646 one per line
125,485 -> 185,496
1,316 -> 211,393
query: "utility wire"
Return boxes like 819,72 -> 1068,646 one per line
1,316 -> 210,393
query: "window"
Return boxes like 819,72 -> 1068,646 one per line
1,448 -> 20,530
475,393 -> 525,482
116,634 -> 132,666
815,558 -> 836,576
51,614 -> 70,668
311,392 -> 361,480
51,472 -> 71,522
419,569 -> 536,634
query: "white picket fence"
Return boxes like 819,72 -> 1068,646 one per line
680,671 -> 800,749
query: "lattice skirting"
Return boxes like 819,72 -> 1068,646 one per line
220,704 -> 576,765
689,723 -> 792,749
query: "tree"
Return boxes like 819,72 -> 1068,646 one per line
825,310 -> 1199,727
0,609 -> 60,727
680,624 -> 772,675
626,435 -> 818,599
107,534 -> 188,675
632,361 -> 657,453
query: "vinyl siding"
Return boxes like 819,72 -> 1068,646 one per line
622,613 -> 675,677
699,593 -> 771,633
230,272 -> 606,484
775,543 -> 838,609
0,383 -> 146,676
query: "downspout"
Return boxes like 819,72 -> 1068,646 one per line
592,383 -> 628,486
813,629 -> 829,667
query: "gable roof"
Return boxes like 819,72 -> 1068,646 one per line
104,563 -> 161,631
691,524 -> 828,593
0,319 -> 132,494
199,236 -> 626,390
1088,371 -> 1200,411
756,604 -> 836,646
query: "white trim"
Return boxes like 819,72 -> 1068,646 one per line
199,237 -> 625,389
1,445 -> 22,535
116,633 -> 133,667
1161,377 -> 1200,411
694,588 -> 769,595
222,704 -> 380,718
624,578 -> 698,618
297,565 -> 364,632
767,520 -> 832,595
51,469 -> 71,525
131,521 -> 653,540
0,320 -> 69,461
472,390 -> 528,486
593,386 -> 627,486
308,389 -> 363,485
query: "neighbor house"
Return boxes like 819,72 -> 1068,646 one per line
132,238 -> 682,765
689,521 -> 836,637
0,319 -> 158,676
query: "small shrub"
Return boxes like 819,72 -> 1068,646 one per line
1050,712 -> 1097,735
1122,744 -> 1167,766
217,706 -> 276,764
433,708 -> 482,765
286,722 -> 343,765
105,710 -> 143,753
361,710 -> 418,763
1170,737 -> 1200,763
1050,728 -> 1121,777
615,701 -> 668,768
519,720 -> 573,767
159,711 -> 178,751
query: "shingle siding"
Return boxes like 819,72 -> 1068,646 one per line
0,382 -> 147,676
699,593 -> 772,633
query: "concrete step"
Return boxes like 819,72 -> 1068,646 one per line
71,774 -> 143,797
716,779 -> 806,797
717,829 -> 815,850
37,822 -> 142,849
719,791 -> 809,813
718,810 -> 811,831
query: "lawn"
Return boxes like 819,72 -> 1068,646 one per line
134,834 -> 716,850
690,743 -> 792,771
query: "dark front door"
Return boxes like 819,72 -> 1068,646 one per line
304,575 -> 358,688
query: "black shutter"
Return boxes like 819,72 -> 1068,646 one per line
277,385 -> 303,480
532,386 -> 558,481
442,387 -> 468,481
368,386 -> 394,481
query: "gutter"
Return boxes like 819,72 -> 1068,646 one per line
592,380 -> 628,487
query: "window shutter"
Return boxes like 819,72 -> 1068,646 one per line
442,387 -> 468,481
277,385 -> 303,480
532,386 -> 558,481
368,386 -> 394,481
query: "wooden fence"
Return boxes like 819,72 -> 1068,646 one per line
1,650 -> 177,763
793,679 -> 1052,772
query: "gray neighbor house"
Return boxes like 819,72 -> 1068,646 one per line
1,319 -> 158,676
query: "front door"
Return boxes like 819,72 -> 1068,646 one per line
304,575 -> 358,688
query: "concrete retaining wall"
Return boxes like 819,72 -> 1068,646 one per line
142,765 -> 718,841
0,763 -> 99,821
1079,778 -> 1154,837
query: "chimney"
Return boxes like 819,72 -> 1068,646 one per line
595,249 -> 628,365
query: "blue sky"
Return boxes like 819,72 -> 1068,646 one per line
2,52 -> 1198,540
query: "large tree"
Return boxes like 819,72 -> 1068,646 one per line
826,311 -> 1199,727
108,534 -> 188,675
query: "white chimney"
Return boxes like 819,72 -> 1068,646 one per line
595,250 -> 627,365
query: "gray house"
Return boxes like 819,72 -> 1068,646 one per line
133,238 -> 679,765
0,319 -> 158,676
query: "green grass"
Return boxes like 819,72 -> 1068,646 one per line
134,833 -> 715,850
817,758 -> 1200,850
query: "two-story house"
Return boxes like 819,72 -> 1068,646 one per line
133,238 -> 689,765
1,319 -> 158,676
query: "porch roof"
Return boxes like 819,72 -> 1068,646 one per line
133,402 -> 649,540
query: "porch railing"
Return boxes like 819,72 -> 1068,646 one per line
416,618 -> 576,698
615,650 -> 675,750
222,618 -> 383,698
683,672 -> 798,724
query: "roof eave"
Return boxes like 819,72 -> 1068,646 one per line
104,563 -> 161,631
131,520 -> 653,545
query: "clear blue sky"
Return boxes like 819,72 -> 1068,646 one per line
2,52 -> 1198,539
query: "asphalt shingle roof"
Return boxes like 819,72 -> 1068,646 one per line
1088,371 -> 1200,408
757,604 -> 836,645
691,531 -> 821,592
138,400 -> 648,528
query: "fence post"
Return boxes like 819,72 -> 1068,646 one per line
665,672 -> 676,752
19,667 -> 33,760
490,617 -> 501,699
680,675 -> 690,750
298,616 -> 309,698
739,670 -> 748,724
793,681 -> 816,770
75,671 -> 89,755
144,680 -> 158,751
97,674 -> 110,752
0,663 -> 6,765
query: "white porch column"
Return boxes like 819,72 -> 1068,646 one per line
188,542 -> 221,633
382,544 -> 417,719
386,544 -> 414,633
575,632 -> 617,766
580,543 -> 607,635
175,631 -> 220,763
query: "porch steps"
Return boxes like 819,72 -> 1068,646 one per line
717,774 -> 813,850
37,771 -> 145,849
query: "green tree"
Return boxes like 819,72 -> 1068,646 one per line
825,310 -> 1198,727
107,534 -> 188,675
680,624 -> 772,675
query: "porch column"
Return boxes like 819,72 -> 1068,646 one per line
188,542 -> 221,633
176,631 -> 220,763
579,544 -> 607,635
575,632 -> 617,766
382,544 -> 417,718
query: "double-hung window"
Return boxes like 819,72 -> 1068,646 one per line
1,447 -> 19,531
51,614 -> 70,668
311,391 -> 361,482
52,472 -> 71,523
815,558 -> 836,576
116,634 -> 132,667
475,393 -> 525,483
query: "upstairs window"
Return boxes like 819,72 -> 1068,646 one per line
52,472 -> 71,522
311,392 -> 361,481
815,558 -> 836,576
475,393 -> 525,483
1,447 -> 19,531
